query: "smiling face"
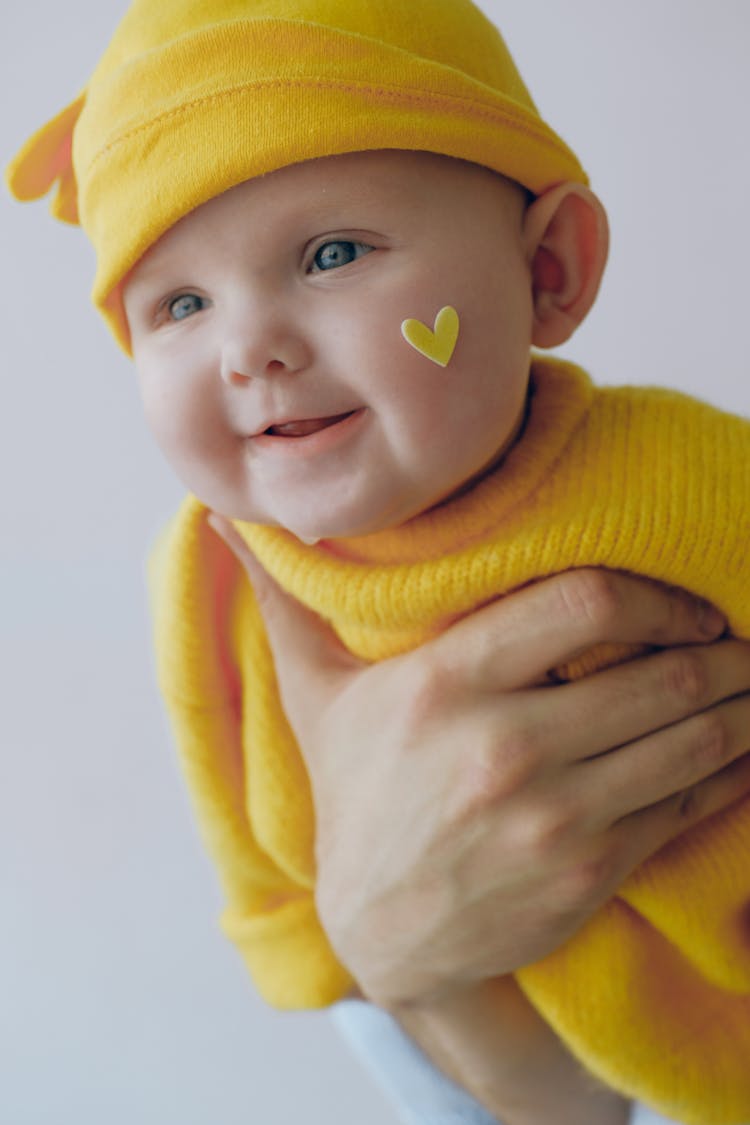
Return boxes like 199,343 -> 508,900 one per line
123,150 -> 536,541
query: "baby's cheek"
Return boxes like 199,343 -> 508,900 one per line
137,378 -> 179,450
138,374 -> 198,459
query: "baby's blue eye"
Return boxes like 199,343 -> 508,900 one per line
168,293 -> 205,321
312,240 -> 372,272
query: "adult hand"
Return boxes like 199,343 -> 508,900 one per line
209,517 -> 750,1008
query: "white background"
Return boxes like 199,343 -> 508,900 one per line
2,3 -> 748,1123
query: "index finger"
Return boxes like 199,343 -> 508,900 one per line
428,569 -> 725,694
207,514 -> 362,717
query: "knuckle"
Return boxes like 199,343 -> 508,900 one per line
556,851 -> 617,908
689,710 -> 732,775
661,650 -> 709,706
403,652 -> 455,731
663,586 -> 702,634
517,797 -> 580,859
670,714 -> 734,827
491,724 -> 541,795
556,569 -> 622,635
452,725 -> 539,820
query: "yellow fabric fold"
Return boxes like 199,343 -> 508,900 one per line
151,356 -> 750,1122
6,93 -> 85,223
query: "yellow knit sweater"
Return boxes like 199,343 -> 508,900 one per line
150,357 -> 750,1124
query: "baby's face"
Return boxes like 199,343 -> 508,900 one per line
123,150 -> 534,541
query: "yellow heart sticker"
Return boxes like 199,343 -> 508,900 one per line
401,305 -> 459,368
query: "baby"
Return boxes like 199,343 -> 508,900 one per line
7,1 -> 750,1123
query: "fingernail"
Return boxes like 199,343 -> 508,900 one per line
698,601 -> 726,636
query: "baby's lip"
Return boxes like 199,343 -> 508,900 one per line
252,410 -> 358,438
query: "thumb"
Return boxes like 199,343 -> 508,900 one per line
207,514 -> 362,728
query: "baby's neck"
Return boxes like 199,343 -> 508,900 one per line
427,384 -> 533,515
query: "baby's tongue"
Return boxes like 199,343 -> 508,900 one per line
268,413 -> 349,437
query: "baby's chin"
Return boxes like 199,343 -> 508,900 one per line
219,469 -> 502,543
279,508 -> 418,544
244,488 -> 465,544
264,505 -> 406,545
279,515 -> 395,545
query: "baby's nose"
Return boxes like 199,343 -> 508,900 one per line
220,316 -> 311,384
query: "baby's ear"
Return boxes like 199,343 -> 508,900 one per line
523,183 -> 609,348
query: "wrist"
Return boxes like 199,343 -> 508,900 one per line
391,977 -> 630,1125
390,977 -> 551,1086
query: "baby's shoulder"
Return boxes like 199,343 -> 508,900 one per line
586,380 -> 749,470
592,379 -> 747,428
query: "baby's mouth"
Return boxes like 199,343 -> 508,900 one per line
264,411 -> 356,437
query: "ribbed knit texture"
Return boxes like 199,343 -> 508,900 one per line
150,357 -> 750,1124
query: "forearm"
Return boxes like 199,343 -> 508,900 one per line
390,976 -> 630,1125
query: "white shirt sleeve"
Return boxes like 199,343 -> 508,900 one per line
332,999 -> 729,1125
629,1105 -> 687,1125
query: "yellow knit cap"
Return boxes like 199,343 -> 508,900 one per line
6,0 -> 587,352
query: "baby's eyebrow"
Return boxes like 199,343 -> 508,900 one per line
123,249 -> 185,297
126,253 -> 170,284
121,271 -> 171,315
